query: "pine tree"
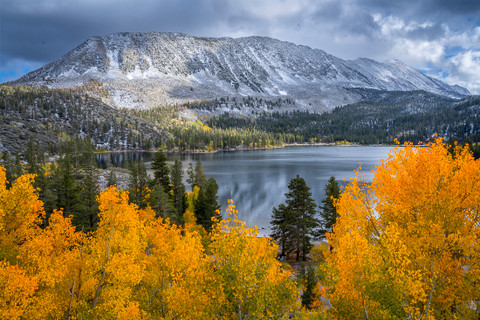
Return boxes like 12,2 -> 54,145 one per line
12,153 -> 23,182
186,162 -> 195,189
0,151 -> 14,187
107,171 -> 117,187
24,137 -> 40,175
151,152 -> 170,193
80,170 -> 99,230
194,161 -> 207,189
74,140 -> 100,231
319,176 -> 340,238
52,153 -> 82,224
149,184 -> 175,220
299,265 -> 318,309
128,160 -> 149,209
170,160 -> 186,224
270,204 -> 290,257
78,155 -> 99,231
195,177 -> 220,231
271,175 -> 318,261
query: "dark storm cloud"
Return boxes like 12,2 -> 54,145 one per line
341,10 -> 380,37
420,0 -> 480,15
1,0 -> 477,66
308,1 -> 380,37
0,0 -> 231,67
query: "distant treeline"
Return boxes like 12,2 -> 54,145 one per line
206,96 -> 480,145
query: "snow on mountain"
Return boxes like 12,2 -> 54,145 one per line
14,32 -> 470,112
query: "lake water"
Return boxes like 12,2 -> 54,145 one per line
96,146 -> 393,236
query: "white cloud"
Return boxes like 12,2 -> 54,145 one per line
442,50 -> 480,94
368,13 -> 480,93
450,51 -> 480,78
389,39 -> 445,66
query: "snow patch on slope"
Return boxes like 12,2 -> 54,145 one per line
14,32 -> 470,113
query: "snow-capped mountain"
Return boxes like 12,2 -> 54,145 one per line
14,32 -> 470,112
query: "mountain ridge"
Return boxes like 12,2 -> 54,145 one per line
11,32 -> 470,112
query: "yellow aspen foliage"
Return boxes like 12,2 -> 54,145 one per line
0,166 -> 84,319
139,216 -> 219,319
0,167 -> 301,319
18,211 -> 84,319
186,185 -> 200,212
183,186 -> 199,229
0,167 -> 44,262
78,186 -> 147,318
310,243 -> 330,263
183,208 -> 209,240
137,205 -> 156,225
323,139 -> 480,319
116,301 -> 146,320
0,260 -> 38,320
210,200 -> 298,319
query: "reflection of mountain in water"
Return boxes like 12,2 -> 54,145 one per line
97,146 -> 392,236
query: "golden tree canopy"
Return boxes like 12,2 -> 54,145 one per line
324,139 -> 480,319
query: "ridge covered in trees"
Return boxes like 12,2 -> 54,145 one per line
0,85 -> 293,155
206,94 -> 480,145
0,85 -> 168,154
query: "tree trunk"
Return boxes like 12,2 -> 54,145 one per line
92,219 -> 115,309
67,277 -> 75,320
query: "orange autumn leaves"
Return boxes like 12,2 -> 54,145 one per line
0,167 -> 83,319
210,202 -> 297,319
3,138 -> 478,319
0,168 -> 297,319
322,139 -> 480,319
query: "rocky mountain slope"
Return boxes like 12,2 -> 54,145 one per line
0,85 -> 169,154
12,32 -> 470,112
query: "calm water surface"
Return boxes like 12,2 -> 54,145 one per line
97,146 -> 392,236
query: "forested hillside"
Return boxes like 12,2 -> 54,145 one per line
0,85 -> 295,155
207,93 -> 480,144
0,85 -> 168,154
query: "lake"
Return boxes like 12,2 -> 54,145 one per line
96,145 -> 393,236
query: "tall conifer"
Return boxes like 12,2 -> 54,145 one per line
319,176 -> 340,238
271,175 -> 318,261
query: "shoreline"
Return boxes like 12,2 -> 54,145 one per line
94,142 -> 395,155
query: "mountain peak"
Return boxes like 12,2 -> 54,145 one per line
14,32 -> 469,111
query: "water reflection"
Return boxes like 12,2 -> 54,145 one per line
96,146 -> 392,236
95,152 -> 156,169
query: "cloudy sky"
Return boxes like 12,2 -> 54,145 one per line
1,0 -> 479,93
